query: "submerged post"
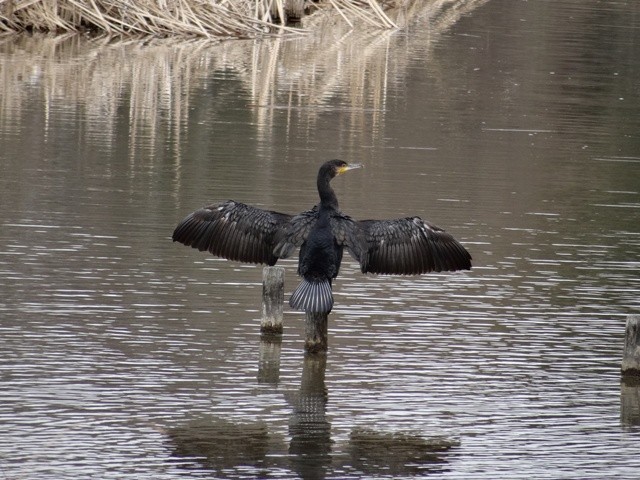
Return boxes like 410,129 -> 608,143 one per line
261,266 -> 284,336
622,314 -> 640,378
305,311 -> 328,354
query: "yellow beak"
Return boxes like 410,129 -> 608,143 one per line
337,163 -> 364,175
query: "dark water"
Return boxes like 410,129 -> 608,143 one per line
1,0 -> 640,478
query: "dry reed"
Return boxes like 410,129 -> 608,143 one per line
0,0 -> 415,37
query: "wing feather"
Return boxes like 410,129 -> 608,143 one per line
358,217 -> 471,275
273,206 -> 319,259
329,211 -> 367,264
273,207 -> 367,264
172,200 -> 293,265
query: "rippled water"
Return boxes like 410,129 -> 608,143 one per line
1,0 -> 640,478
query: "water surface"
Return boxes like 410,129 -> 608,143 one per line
1,0 -> 640,478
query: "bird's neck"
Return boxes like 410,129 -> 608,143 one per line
317,176 -> 339,210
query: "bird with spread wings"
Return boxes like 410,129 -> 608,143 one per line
173,160 -> 471,313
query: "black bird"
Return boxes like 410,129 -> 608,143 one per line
172,160 -> 471,313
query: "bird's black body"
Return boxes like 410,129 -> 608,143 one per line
291,204 -> 344,311
172,160 -> 472,313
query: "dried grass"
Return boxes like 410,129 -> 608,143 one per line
0,0 -> 488,161
0,0 -> 416,37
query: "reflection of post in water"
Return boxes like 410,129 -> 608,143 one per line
258,335 -> 282,385
287,354 -> 332,479
621,377 -> 640,428
165,339 -> 458,477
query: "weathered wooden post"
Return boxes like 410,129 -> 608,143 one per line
285,0 -> 304,22
305,311 -> 328,354
261,265 -> 329,352
621,315 -> 640,427
622,314 -> 640,377
261,266 -> 284,336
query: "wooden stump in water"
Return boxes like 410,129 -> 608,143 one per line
269,0 -> 304,25
622,314 -> 640,378
261,265 -> 329,352
261,266 -> 284,336
305,311 -> 328,354
285,0 -> 305,22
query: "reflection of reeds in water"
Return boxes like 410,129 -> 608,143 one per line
0,34 -> 203,158
0,1 -> 487,159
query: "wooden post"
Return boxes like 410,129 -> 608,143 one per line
622,314 -> 640,377
285,0 -> 304,22
261,266 -> 284,336
305,311 -> 328,354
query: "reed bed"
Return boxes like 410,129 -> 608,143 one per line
0,0 -> 488,161
0,0 -> 408,37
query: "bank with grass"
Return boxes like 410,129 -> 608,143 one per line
0,0 -> 414,37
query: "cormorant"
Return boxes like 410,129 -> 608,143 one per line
172,160 -> 471,313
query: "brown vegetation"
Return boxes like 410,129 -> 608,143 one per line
0,0 -> 404,37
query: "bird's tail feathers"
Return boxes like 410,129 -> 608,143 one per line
289,278 -> 333,313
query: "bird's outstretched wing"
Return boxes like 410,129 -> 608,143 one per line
273,206 -> 319,259
358,217 -> 471,275
330,211 -> 368,264
172,200 -> 293,265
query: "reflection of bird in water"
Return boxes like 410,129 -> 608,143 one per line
173,160 -> 471,313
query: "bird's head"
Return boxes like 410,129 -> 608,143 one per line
323,159 -> 363,179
